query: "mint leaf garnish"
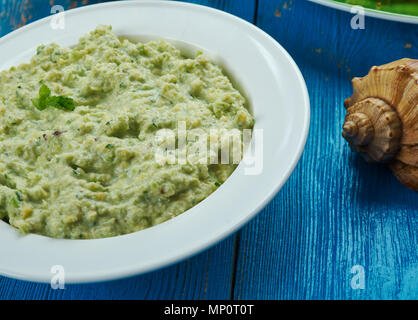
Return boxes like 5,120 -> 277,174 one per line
48,96 -> 75,111
32,84 -> 76,111
39,84 -> 51,99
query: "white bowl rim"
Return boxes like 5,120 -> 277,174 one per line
0,0 -> 310,283
308,0 -> 418,24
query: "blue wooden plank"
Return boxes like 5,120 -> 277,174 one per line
0,0 -> 113,37
176,0 -> 256,22
233,0 -> 418,300
0,0 -> 257,38
0,0 -> 256,300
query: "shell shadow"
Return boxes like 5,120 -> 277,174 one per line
348,154 -> 417,210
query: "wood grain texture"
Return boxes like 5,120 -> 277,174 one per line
178,0 -> 257,22
0,0 -> 257,37
0,0 -> 112,37
0,0 -> 256,300
233,0 -> 418,300
0,0 -> 417,300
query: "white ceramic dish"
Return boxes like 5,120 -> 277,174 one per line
309,0 -> 418,24
0,0 -> 310,283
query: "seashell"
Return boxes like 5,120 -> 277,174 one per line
343,58 -> 418,191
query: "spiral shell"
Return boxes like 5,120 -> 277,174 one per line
343,58 -> 418,191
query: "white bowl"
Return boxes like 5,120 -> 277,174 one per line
309,0 -> 418,24
0,0 -> 309,283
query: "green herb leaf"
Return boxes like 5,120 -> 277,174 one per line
39,84 -> 51,99
31,98 -> 42,110
32,84 -> 76,111
15,191 -> 22,202
215,182 -> 221,187
48,96 -> 76,111
105,144 -> 114,149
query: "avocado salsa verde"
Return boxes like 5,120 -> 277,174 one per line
0,26 -> 254,239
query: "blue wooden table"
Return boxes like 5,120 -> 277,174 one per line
0,0 -> 417,300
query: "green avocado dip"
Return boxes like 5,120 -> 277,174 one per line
0,26 -> 254,239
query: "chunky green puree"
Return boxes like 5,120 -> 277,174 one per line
0,26 -> 254,239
